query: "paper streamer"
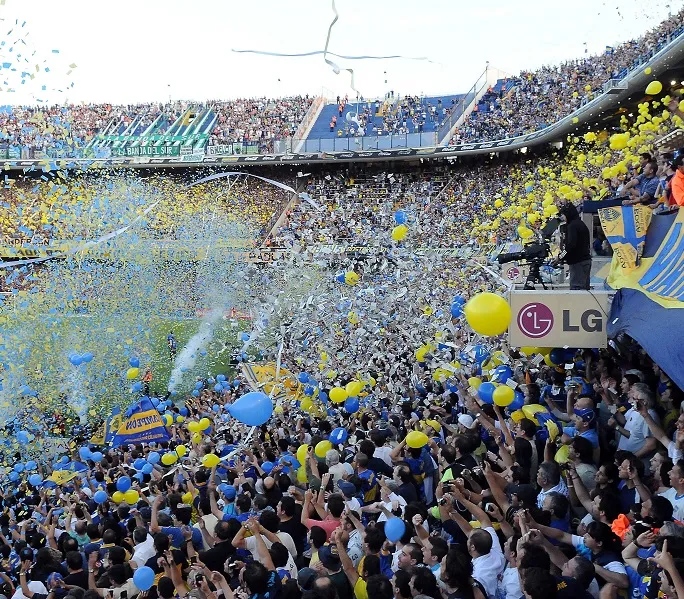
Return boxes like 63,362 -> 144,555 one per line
231,49 -> 434,62
0,172 -> 298,269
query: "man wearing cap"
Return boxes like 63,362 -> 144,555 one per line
315,544 -> 353,599
561,405 -> 599,450
337,480 -> 362,513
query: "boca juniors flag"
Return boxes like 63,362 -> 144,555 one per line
111,397 -> 169,447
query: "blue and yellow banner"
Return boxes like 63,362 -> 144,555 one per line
90,406 -> 122,446
603,209 -> 684,308
111,398 -> 169,447
599,205 -> 652,272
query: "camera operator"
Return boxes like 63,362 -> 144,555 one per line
556,201 -> 591,290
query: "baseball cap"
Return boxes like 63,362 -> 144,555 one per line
318,544 -> 341,570
46,573 -> 64,588
337,480 -> 357,499
297,567 -> 318,590
219,483 -> 236,500
457,414 -> 475,428
573,408 -> 596,424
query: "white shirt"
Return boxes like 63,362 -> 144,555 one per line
497,565 -> 521,599
245,530 -> 298,560
659,487 -> 684,521
13,582 -> 47,599
132,535 -> 156,568
374,446 -> 393,467
194,513 -> 219,538
377,493 -> 407,522
472,527 -> 506,599
618,408 -> 655,453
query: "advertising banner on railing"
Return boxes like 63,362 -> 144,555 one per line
111,145 -> 180,157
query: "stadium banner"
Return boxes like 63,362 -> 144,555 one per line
207,144 -> 235,156
638,209 -> 684,301
598,205 -> 651,272
111,397 -> 169,447
508,290 -> 613,348
179,153 -> 205,163
111,145 -> 180,157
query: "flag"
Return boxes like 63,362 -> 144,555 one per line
111,397 -> 169,447
90,406 -> 121,445
599,205 -> 651,272
605,46 -> 614,55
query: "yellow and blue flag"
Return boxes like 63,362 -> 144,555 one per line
599,205 -> 652,272
111,398 -> 169,447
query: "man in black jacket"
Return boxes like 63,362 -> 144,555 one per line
558,201 -> 591,290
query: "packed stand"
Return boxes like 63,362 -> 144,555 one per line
450,9 -> 684,144
209,97 -> 314,154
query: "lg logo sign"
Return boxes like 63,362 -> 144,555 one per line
510,291 -> 611,348
518,303 -> 554,338
517,302 -> 604,339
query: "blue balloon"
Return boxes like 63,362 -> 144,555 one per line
212,404 -> 220,412
132,381 -> 143,392
262,461 -> 274,474
509,391 -> 525,411
8,471 -> 19,482
79,446 -> 91,461
142,463 -> 154,475
240,332 -> 250,342
192,390 -> 200,397
214,383 -> 223,393
280,455 -> 301,471
16,430 -> 29,444
28,473 -> 43,486
385,518 -> 406,542
25,460 -> 37,471
319,391 -> 328,404
478,382 -> 496,405
304,385 -> 315,396
133,567 -> 155,592
473,345 -> 490,364
93,490 -> 108,504
90,452 -> 103,463
450,302 -> 464,318
232,380 -> 240,388
129,357 -> 140,368
525,184 -> 534,193
491,366 -> 513,384
216,374 -> 226,382
180,407 -> 189,417
116,476 -> 131,493
344,397 -> 360,414
335,272 -> 346,284
14,463 -> 24,473
298,373 -> 309,384
394,209 -> 407,224
549,348 -> 566,365
148,452 -> 160,464
195,381 -> 203,390
81,352 -> 94,363
330,427 -> 348,444
134,458 -> 147,470
69,354 -> 83,366
60,456 -> 69,464
227,391 -> 273,426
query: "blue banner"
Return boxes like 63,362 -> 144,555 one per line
111,398 -> 169,447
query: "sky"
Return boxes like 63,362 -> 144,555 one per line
0,0 -> 680,106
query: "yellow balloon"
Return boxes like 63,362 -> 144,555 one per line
112,491 -> 124,503
315,440 -> 332,458
274,405 -> 284,414
199,417 -> 211,430
493,385 -> 515,407
201,453 -> 220,468
406,431 -> 429,449
126,367 -> 140,380
517,225 -> 533,239
645,80 -> 663,96
510,410 -> 526,423
176,416 -> 185,423
644,67 -> 652,75
329,387 -> 348,403
344,271 -> 359,286
345,381 -> 363,397
297,444 -> 309,464
191,432 -> 202,444
464,293 -> 512,337
468,377 -> 482,390
188,421 -> 201,433
124,490 -> 140,505
555,444 -> 570,464
301,396 -> 314,412
297,466 -> 308,483
176,445 -> 187,457
161,452 -> 178,466
163,414 -> 172,426
391,224 -> 408,241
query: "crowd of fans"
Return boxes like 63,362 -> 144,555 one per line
450,8 -> 684,144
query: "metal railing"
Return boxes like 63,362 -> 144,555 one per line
437,66 -> 489,144
292,131 -> 438,153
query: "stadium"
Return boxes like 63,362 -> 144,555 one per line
1,3 -> 684,599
